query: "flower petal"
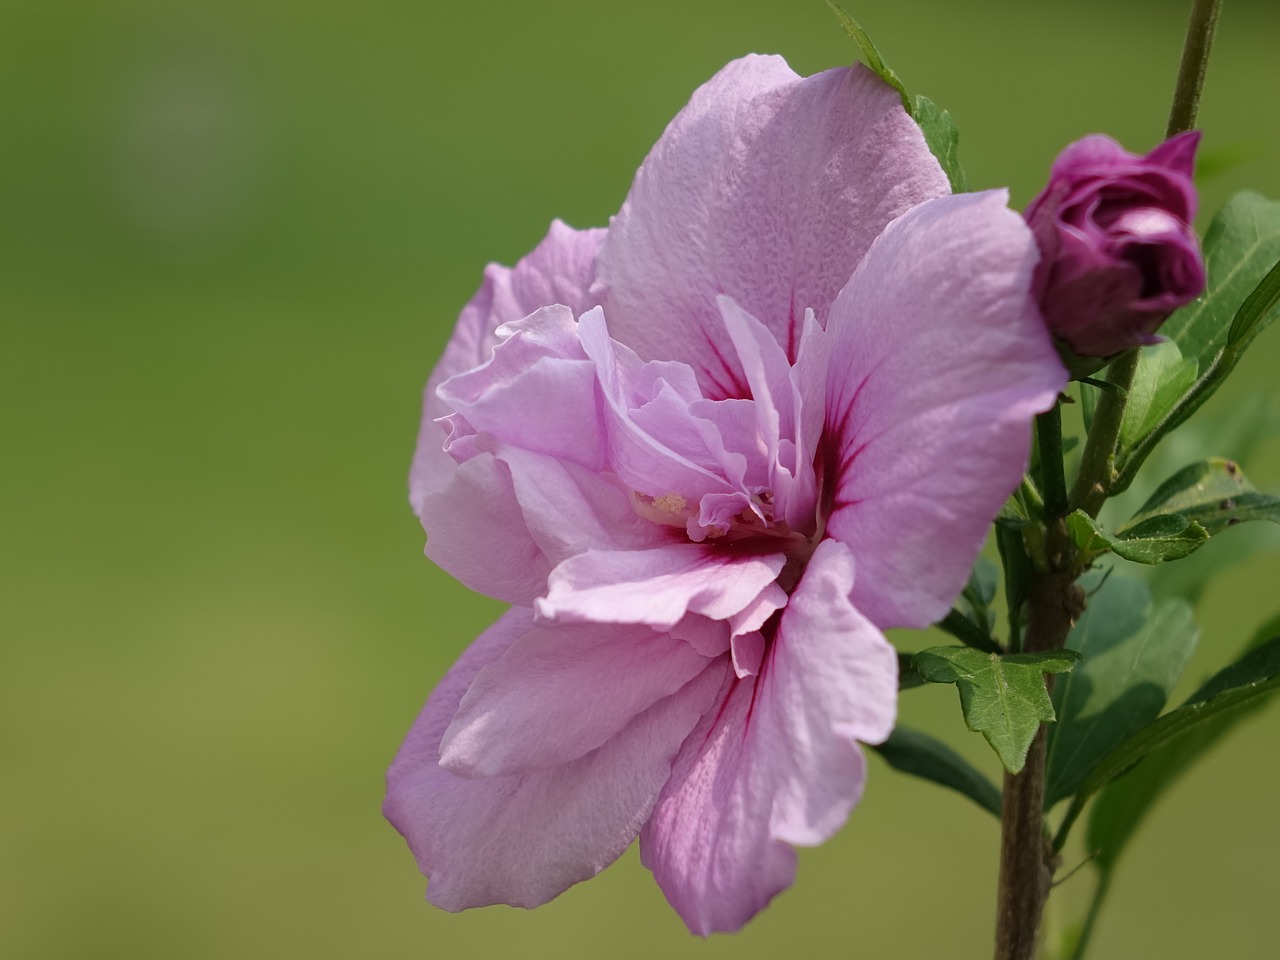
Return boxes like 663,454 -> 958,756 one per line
536,544 -> 786,630
594,57 -> 948,394
384,608 -> 728,912
822,190 -> 1067,628
440,619 -> 715,777
495,443 -> 670,563
419,453 -> 552,604
437,304 -> 605,470
410,220 -> 604,510
640,540 -> 897,934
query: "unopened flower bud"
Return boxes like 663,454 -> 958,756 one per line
1025,131 -> 1205,361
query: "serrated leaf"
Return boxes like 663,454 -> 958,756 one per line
1116,192 -> 1280,486
826,1 -> 910,111
913,646 -> 1080,773
912,95 -> 967,192
1066,509 -> 1208,564
1124,458 -> 1280,535
1045,575 -> 1197,807
1055,632 -> 1280,853
872,726 -> 1002,818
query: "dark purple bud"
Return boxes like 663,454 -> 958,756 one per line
1025,131 -> 1206,361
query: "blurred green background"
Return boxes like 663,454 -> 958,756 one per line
3,1 -> 1278,957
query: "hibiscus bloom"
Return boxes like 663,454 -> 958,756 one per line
386,55 -> 1066,934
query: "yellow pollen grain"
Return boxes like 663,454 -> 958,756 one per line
653,493 -> 687,516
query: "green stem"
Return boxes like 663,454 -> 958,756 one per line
1066,0 -> 1222,521
1068,352 -> 1138,519
1166,0 -> 1223,138
1036,402 -> 1068,519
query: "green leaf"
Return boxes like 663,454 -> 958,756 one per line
1123,457 -> 1280,535
1118,340 -> 1196,451
949,556 -> 999,643
1159,191 -> 1280,377
1123,402 -> 1280,605
1228,254 -> 1280,345
912,95 -> 967,192
1055,631 -> 1280,853
996,521 -> 1032,650
913,646 -> 1080,773
871,725 -> 1002,818
1045,575 -> 1197,807
898,652 -> 926,691
1116,192 -> 1280,488
1082,625 -> 1280,867
825,2 -> 910,111
1079,381 -> 1099,434
1065,509 -> 1208,564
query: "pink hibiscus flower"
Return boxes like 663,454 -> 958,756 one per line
386,55 -> 1066,934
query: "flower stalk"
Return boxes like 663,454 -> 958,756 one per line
994,2 -> 1221,956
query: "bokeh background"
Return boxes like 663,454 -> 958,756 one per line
3,0 -> 1278,957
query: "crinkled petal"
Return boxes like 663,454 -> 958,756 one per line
640,540 -> 896,935
441,619 -> 715,777
410,220 -> 604,509
384,608 -> 728,912
594,57 -> 948,395
419,453 -> 551,604
437,304 -> 605,470
579,308 -> 735,502
823,191 -> 1067,628
786,308 -> 830,531
537,544 -> 786,629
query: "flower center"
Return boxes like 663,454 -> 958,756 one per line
633,486 -> 819,592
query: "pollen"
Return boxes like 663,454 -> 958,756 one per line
653,493 -> 688,516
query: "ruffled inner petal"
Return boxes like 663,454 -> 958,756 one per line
411,220 -> 604,508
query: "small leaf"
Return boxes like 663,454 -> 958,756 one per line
825,1 -> 910,111
872,726 -> 1002,818
1055,633 -> 1280,852
951,556 -> 999,641
1123,458 -> 1280,535
912,95 -> 967,192
996,522 -> 1032,649
913,646 -> 1080,773
1065,509 -> 1208,565
1045,574 -> 1197,807
1079,380 -> 1099,433
965,556 -> 999,610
